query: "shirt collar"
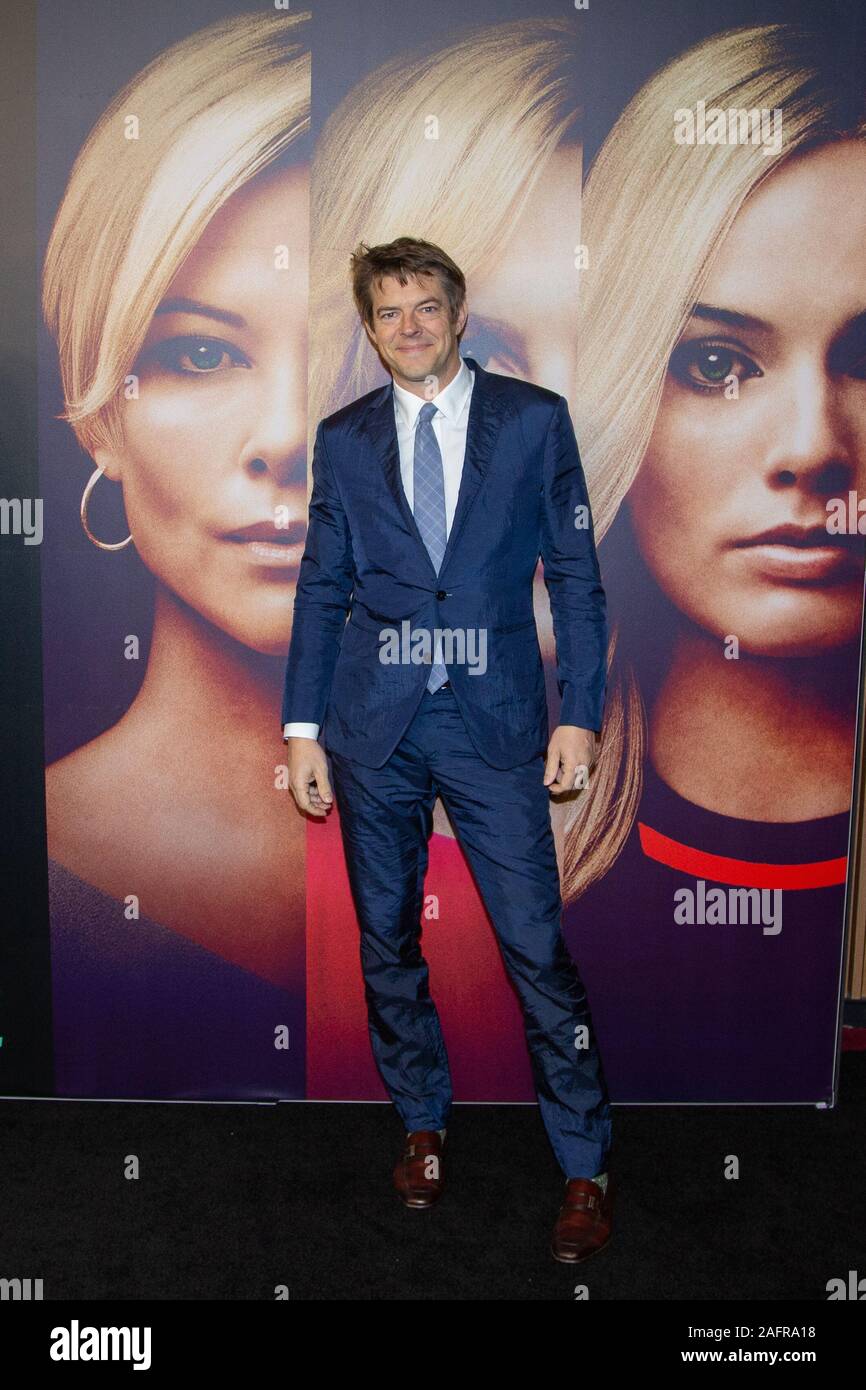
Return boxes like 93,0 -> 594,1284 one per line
392,355 -> 474,430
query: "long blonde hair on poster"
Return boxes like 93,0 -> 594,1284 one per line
309,17 -> 583,442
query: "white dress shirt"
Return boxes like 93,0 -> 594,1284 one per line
284,358 -> 475,741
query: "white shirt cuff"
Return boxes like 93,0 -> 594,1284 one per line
283,722 -> 320,740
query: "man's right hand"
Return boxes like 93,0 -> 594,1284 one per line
287,737 -> 333,817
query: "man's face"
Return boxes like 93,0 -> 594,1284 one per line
363,271 -> 468,395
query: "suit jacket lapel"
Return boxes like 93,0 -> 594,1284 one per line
362,378 -> 435,577
359,355 -> 512,581
439,356 -> 511,576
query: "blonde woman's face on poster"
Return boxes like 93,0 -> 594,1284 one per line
628,140 -> 866,657
107,161 -> 309,656
465,143 -> 582,398
464,142 -> 582,666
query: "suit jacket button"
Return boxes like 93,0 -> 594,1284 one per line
436,590 -> 447,600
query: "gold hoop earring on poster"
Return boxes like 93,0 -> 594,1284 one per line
80,465 -> 133,551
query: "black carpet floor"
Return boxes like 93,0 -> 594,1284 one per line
2,1051 -> 864,1302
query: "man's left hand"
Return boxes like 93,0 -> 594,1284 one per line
544,724 -> 597,794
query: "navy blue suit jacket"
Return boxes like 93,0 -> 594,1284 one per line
281,356 -> 608,769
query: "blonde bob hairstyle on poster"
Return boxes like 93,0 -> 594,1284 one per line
562,22 -> 866,902
42,11 -> 310,460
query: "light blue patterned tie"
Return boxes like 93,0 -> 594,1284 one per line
413,401 -> 449,692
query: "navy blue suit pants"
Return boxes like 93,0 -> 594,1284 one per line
328,683 -> 613,1179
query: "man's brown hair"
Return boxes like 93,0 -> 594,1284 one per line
350,236 -> 466,337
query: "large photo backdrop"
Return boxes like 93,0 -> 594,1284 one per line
12,0 -> 863,1105
304,0 -> 865,1105
38,2 -> 311,1099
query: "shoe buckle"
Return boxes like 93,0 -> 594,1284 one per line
565,1191 -> 598,1213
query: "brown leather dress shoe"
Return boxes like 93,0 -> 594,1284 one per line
551,1176 -> 614,1263
393,1130 -> 445,1208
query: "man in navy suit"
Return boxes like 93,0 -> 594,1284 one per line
282,237 -> 613,1262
